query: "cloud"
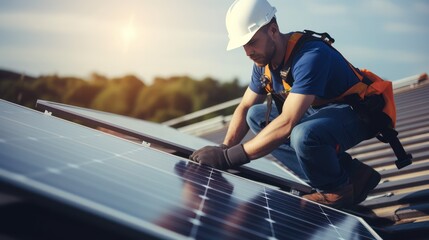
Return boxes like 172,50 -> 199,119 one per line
384,22 -> 428,34
361,0 -> 404,16
303,1 -> 349,15
343,45 -> 426,64
412,2 -> 429,14
0,11 -> 110,36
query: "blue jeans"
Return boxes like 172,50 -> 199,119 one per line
246,103 -> 374,191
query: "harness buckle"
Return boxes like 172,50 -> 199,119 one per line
280,68 -> 290,81
260,74 -> 271,89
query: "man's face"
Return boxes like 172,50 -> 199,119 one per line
243,25 -> 275,67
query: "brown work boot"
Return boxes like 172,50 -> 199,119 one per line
302,184 -> 354,209
340,155 -> 381,204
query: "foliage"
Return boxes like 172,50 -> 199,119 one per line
0,70 -> 245,123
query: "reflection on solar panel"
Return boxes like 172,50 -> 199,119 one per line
0,99 -> 381,239
36,100 -> 311,193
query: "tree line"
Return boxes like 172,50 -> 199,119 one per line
0,70 -> 246,124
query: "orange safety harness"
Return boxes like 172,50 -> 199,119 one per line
262,30 -> 412,169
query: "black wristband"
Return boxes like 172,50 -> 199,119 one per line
225,144 -> 249,167
219,144 -> 229,149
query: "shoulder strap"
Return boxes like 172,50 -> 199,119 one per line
263,31 -> 307,93
264,30 -> 335,93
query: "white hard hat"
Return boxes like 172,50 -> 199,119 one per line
225,0 -> 277,51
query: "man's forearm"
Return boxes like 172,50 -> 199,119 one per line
243,114 -> 292,159
223,107 -> 250,147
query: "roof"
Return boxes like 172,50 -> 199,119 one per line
197,73 -> 429,239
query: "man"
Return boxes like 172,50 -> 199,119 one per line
190,0 -> 380,208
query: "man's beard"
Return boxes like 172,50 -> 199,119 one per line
252,43 -> 275,67
253,57 -> 269,67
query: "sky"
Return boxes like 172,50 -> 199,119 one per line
0,0 -> 428,85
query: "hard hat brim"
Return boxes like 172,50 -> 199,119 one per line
226,32 -> 255,51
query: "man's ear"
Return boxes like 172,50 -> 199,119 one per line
268,23 -> 278,38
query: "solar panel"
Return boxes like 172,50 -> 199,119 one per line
0,99 -> 381,239
36,100 -> 311,193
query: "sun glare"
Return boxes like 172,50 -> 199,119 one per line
121,16 -> 137,53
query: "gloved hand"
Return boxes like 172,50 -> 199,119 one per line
189,144 -> 249,170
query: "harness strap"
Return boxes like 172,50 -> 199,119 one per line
263,32 -> 304,93
265,93 -> 273,125
263,65 -> 292,93
378,128 -> 413,169
262,32 -> 305,123
263,30 -> 335,98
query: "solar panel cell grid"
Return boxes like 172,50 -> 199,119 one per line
0,100 -> 380,239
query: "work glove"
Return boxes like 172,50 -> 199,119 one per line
189,144 -> 249,170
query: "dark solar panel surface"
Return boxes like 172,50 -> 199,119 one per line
36,100 -> 309,187
0,100 -> 380,239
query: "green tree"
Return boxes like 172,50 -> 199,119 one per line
63,82 -> 104,108
1,69 -> 245,124
90,74 -> 144,115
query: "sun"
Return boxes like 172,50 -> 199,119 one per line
121,16 -> 137,53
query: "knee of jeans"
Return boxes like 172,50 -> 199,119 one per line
290,124 -> 314,154
246,105 -> 266,133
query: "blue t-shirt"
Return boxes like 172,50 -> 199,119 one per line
249,40 -> 360,100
